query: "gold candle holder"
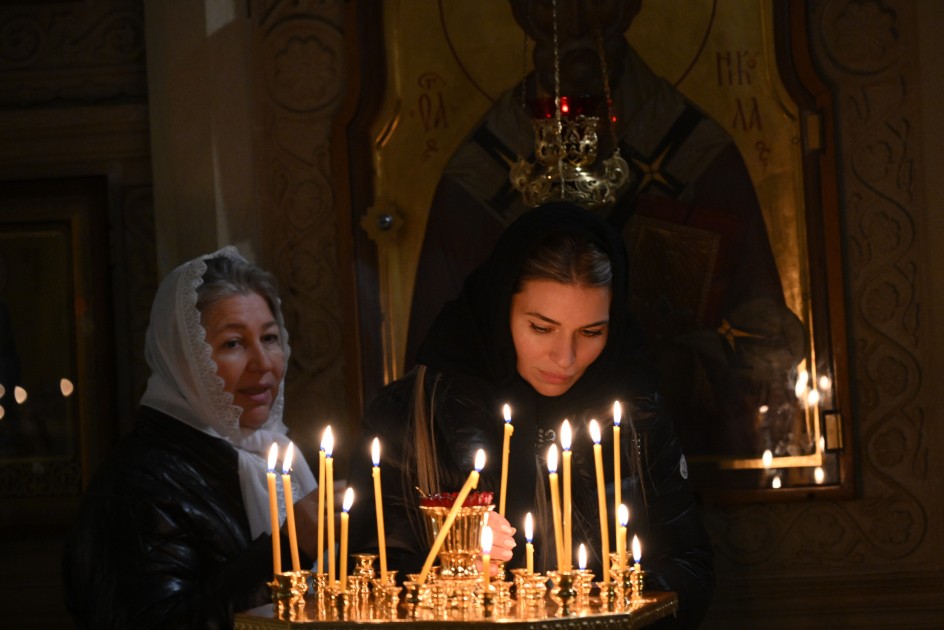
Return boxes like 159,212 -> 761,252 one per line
268,570 -> 311,618
419,504 -> 493,578
632,566 -> 645,601
310,571 -> 328,599
596,579 -> 619,612
551,571 -> 577,616
573,568 -> 595,610
352,553 -> 378,579
619,566 -> 635,609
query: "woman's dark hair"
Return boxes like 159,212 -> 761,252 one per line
515,231 -> 612,292
195,255 -> 281,319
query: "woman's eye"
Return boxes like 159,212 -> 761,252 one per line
221,338 -> 242,350
581,328 -> 605,338
263,333 -> 280,344
529,322 -> 551,334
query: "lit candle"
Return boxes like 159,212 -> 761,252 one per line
317,428 -> 329,575
266,443 -> 282,574
546,444 -> 565,573
340,488 -> 354,592
613,401 -> 622,521
325,428 -> 336,585
578,543 -> 587,571
481,525 -> 493,591
617,504 -> 629,571
418,449 -> 486,584
371,437 -> 388,582
589,419 -> 611,584
498,404 -> 514,515
524,512 -> 534,575
632,534 -> 642,574
560,419 -> 573,571
281,442 -> 301,572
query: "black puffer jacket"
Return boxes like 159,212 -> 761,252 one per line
63,406 -> 289,629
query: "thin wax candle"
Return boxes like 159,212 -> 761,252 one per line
266,443 -> 281,574
482,525 -> 493,591
561,419 -> 573,571
524,512 -> 534,575
547,444 -> 565,573
498,404 -> 513,515
281,442 -> 301,572
371,437 -> 388,581
617,504 -> 629,571
340,488 -> 354,592
317,428 -> 329,574
418,449 -> 486,584
590,419 -> 611,583
613,401 -> 622,520
325,428 -> 336,585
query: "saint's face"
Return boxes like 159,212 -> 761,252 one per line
510,279 -> 610,396
202,293 -> 286,430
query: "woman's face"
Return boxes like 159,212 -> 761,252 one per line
201,293 -> 286,430
510,279 -> 610,396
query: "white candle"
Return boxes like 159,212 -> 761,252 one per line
340,488 -> 354,592
499,404 -> 514,515
266,443 -> 281,574
281,442 -> 301,571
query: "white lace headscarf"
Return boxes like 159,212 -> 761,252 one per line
140,246 -> 316,539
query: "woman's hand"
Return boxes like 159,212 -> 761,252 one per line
476,511 -> 516,576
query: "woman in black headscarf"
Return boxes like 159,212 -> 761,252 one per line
349,202 -> 713,627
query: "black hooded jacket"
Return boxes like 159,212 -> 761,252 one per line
62,407 -> 296,629
349,203 -> 714,628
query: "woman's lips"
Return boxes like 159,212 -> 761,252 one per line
538,370 -> 573,385
239,386 -> 272,405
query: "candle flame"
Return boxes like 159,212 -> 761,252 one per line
762,449 -> 773,468
322,426 -> 334,456
481,525 -> 493,554
589,419 -> 601,444
632,535 -> 641,562
525,512 -> 533,542
14,386 -> 27,404
342,487 -> 354,512
795,370 -> 809,398
267,443 -> 279,472
613,401 -> 621,426
547,444 -> 559,473
578,543 -> 587,570
618,504 -> 629,526
371,437 -> 381,466
772,475 -> 782,489
814,466 -> 825,484
474,449 -> 486,471
503,403 -> 512,423
60,378 -> 75,397
282,442 -> 294,474
560,419 -> 572,450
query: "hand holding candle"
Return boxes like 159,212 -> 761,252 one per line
560,419 -> 573,571
524,512 -> 534,575
266,443 -> 282,574
498,404 -> 514,515
340,488 -> 354,591
546,444 -> 565,573
589,419 -> 611,584
371,437 -> 388,582
281,442 -> 301,572
418,449 -> 486,584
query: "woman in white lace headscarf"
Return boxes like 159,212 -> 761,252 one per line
64,247 -> 319,628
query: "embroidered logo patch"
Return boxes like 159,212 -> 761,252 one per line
679,454 -> 689,479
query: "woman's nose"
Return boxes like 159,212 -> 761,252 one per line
248,341 -> 274,371
549,335 -> 577,368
